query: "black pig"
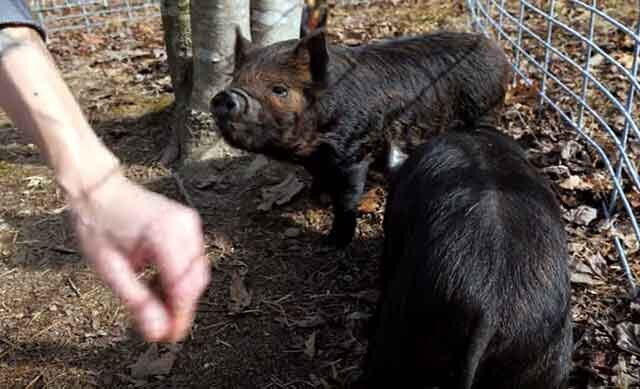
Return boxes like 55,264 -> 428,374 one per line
211,23 -> 512,247
360,126 -> 573,389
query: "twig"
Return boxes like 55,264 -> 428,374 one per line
27,311 -> 43,327
215,337 -> 232,348
25,373 -> 42,389
172,172 -> 195,208
0,268 -> 17,279
110,305 -> 121,325
0,337 -> 20,350
67,278 -> 81,298
30,320 -> 61,340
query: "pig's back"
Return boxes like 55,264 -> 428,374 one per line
325,32 -> 511,163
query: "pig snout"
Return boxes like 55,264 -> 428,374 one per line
210,89 -> 247,122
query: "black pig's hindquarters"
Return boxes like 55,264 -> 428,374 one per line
362,126 -> 572,389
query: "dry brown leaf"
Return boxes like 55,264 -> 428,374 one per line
228,267 -> 252,313
257,173 -> 305,211
561,140 -> 582,161
284,227 -> 301,238
570,254 -> 606,286
0,221 -> 16,258
590,54 -> 605,67
559,175 -> 592,191
293,315 -> 326,329
506,79 -> 540,105
616,322 -> 640,357
129,344 -> 179,379
304,331 -> 317,360
571,271 -> 605,286
566,205 -> 598,226
244,155 -> 270,180
358,187 -> 383,213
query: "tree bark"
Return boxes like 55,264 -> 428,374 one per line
251,0 -> 302,47
190,0 -> 251,113
159,0 -> 193,165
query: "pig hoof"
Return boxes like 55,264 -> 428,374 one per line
327,226 -> 355,248
310,192 -> 331,206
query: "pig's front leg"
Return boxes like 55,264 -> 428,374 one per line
327,160 -> 369,248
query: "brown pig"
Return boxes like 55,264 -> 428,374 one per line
211,21 -> 512,247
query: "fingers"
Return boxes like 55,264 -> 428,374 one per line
166,254 -> 211,342
149,208 -> 211,342
89,246 -> 173,342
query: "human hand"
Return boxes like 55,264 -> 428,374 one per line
68,170 -> 211,343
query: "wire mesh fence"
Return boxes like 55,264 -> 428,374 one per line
28,0 -> 383,33
467,0 -> 640,297
29,0 -> 161,32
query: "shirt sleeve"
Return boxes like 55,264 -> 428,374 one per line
0,0 -> 47,41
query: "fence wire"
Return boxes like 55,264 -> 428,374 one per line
28,0 -> 381,32
467,0 -> 640,297
29,0 -> 161,32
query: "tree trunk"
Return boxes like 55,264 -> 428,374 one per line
251,0 -> 302,47
159,0 -> 193,165
190,0 -> 251,113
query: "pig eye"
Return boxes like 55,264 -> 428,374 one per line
271,85 -> 289,97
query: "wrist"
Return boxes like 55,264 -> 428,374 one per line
54,137 -> 123,201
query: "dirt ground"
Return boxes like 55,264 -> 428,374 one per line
1,1 -> 639,388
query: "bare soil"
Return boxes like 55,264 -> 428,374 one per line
0,1 -> 639,388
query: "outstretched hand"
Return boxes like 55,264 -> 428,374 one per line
69,172 -> 211,343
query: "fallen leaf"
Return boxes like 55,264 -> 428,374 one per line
613,355 -> 636,389
561,140 -> 583,161
358,187 -> 384,213
570,256 -> 606,286
304,331 -> 317,360
559,175 -> 592,191
257,173 -> 305,211
585,253 -> 607,279
542,165 -> 570,179
506,79 -> 540,105
284,227 -> 301,238
616,322 -> 640,357
292,315 -> 326,329
0,225 -> 16,257
590,53 -> 605,67
210,233 -> 234,253
129,344 -> 179,379
566,205 -> 598,226
228,267 -> 252,313
23,175 -> 50,189
244,155 -> 270,180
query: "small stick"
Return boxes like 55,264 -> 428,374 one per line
30,320 -> 61,340
25,373 -> 42,389
172,173 -> 195,208
110,305 -> 121,325
68,278 -> 81,298
0,268 -> 17,279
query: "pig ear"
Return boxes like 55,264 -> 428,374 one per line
386,142 -> 409,177
292,29 -> 329,85
234,26 -> 253,67
300,4 -> 328,38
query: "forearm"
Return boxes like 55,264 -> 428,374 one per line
0,27 -> 120,198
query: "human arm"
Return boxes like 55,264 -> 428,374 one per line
0,17 -> 210,342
